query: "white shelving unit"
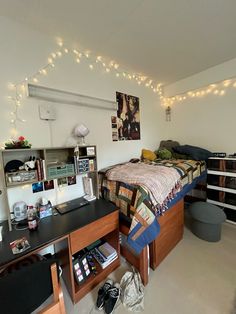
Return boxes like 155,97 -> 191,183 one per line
207,157 -> 236,224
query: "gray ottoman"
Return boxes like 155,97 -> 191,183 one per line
189,202 -> 226,242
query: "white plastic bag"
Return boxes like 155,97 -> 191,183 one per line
120,267 -> 144,312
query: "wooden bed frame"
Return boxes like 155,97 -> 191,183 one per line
119,198 -> 184,285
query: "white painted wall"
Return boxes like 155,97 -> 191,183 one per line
0,17 -> 165,220
164,58 -> 236,153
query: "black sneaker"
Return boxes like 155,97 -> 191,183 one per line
96,279 -> 113,310
104,283 -> 120,314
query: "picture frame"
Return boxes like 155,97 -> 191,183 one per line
32,182 -> 44,193
86,146 -> 95,156
68,176 -> 76,185
44,180 -> 54,191
57,177 -> 68,188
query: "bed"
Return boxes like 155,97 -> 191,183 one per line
99,158 -> 206,285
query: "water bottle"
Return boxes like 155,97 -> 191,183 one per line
27,205 -> 38,231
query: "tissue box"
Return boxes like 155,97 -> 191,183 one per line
38,202 -> 53,219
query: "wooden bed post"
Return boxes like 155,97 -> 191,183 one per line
119,223 -> 149,286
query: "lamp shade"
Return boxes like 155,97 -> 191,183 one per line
74,124 -> 89,145
74,124 -> 90,137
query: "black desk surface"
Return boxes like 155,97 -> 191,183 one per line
0,199 -> 117,268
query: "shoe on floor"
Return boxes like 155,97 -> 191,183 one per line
104,282 -> 120,314
96,279 -> 113,310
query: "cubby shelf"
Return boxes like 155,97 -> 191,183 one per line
65,210 -> 120,303
0,145 -> 98,230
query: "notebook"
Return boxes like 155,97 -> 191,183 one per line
55,197 -> 89,215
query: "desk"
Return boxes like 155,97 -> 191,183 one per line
0,199 -> 120,303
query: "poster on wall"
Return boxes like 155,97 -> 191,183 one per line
44,180 -> 54,191
112,92 -> 140,141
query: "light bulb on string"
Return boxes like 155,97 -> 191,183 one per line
8,83 -> 15,90
223,80 -> 231,87
9,38 -> 236,127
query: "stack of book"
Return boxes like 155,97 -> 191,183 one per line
35,158 -> 45,181
92,242 -> 118,269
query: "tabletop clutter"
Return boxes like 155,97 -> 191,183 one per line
12,197 -> 53,231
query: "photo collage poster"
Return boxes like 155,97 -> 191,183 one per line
32,176 -> 76,193
111,92 -> 141,141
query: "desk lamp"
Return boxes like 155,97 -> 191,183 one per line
74,124 -> 90,146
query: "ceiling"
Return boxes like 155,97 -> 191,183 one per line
1,0 -> 236,85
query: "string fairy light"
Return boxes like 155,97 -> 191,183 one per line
7,40 -> 164,132
161,76 -> 236,107
11,38 -> 236,127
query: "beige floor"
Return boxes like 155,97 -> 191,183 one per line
63,220 -> 236,314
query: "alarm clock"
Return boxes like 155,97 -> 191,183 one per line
13,201 -> 28,222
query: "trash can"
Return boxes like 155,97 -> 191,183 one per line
189,201 -> 226,242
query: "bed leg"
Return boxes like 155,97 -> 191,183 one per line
150,199 -> 184,270
120,223 -> 149,286
120,244 -> 149,286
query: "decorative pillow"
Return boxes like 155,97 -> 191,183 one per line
141,149 -> 157,161
173,145 -> 212,160
156,148 -> 172,160
172,152 -> 190,160
159,140 -> 180,153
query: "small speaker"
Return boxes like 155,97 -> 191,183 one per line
212,152 -> 226,158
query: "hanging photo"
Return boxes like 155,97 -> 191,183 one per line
68,176 -> 76,186
32,182 -> 44,193
114,92 -> 141,141
57,177 -> 68,188
44,180 -> 54,191
111,116 -> 118,141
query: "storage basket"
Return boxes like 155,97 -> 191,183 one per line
47,163 -> 75,179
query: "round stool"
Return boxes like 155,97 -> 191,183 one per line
189,202 -> 226,242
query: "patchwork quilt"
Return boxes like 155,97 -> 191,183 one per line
99,159 -> 206,253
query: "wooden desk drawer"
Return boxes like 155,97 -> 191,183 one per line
70,211 -> 118,255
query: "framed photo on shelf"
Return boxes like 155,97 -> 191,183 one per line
86,146 -> 95,156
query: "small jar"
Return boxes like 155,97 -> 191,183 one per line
27,205 -> 38,231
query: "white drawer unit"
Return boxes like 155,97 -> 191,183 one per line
207,157 -> 236,224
